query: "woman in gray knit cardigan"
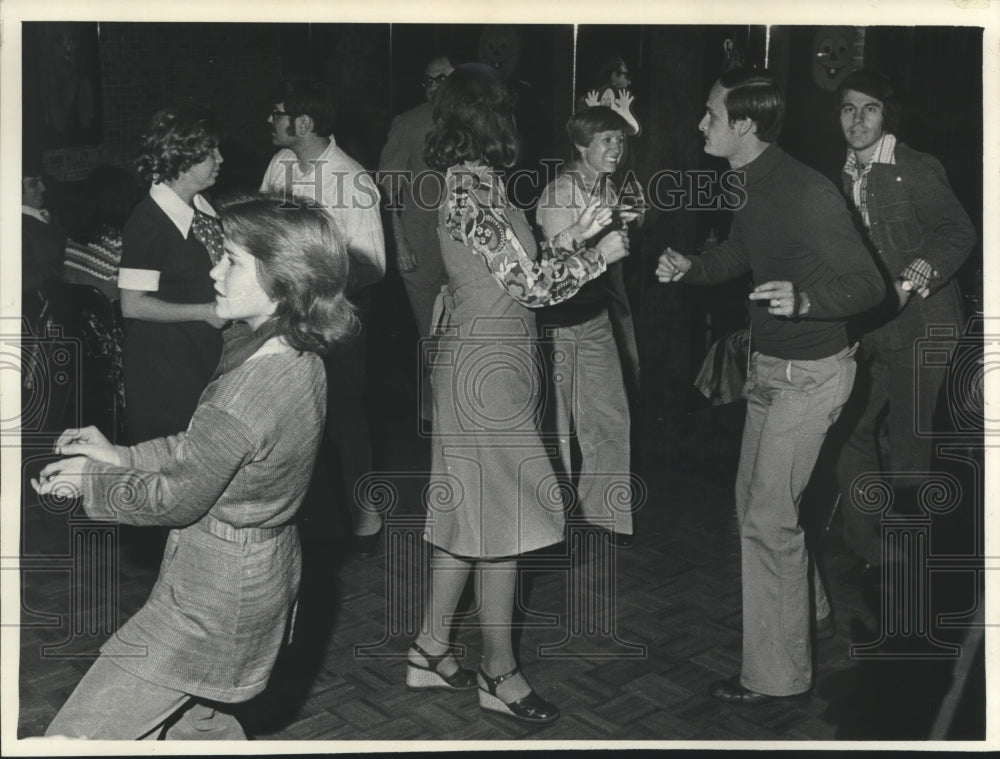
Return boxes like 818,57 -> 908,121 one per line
32,194 -> 357,740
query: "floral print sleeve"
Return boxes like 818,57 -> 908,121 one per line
443,165 -> 606,308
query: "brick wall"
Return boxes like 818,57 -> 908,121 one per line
41,22 -> 284,181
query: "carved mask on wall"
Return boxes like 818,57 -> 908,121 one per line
478,25 -> 520,82
812,27 -> 856,91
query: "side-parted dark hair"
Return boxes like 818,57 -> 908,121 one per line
837,69 -> 901,135
276,78 -> 337,138
136,103 -> 221,184
718,68 -> 784,143
567,106 -> 632,150
424,63 -> 519,171
220,193 -> 358,354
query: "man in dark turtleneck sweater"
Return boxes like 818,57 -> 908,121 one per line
657,68 -> 883,705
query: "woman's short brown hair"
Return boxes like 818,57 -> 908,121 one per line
566,106 -> 632,150
220,193 -> 359,354
136,103 -> 221,184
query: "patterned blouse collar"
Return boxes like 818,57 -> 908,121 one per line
456,160 -> 495,181
449,160 -> 510,206
149,181 -> 217,239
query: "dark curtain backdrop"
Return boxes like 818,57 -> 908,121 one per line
22,22 -> 983,482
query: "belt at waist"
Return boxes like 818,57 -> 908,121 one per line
195,513 -> 292,544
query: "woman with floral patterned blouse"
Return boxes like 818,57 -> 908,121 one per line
404,63 -> 628,725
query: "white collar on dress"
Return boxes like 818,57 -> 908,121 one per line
149,181 -> 217,239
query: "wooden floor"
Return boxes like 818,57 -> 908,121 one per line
16,433 -> 985,743
14,280 -> 986,745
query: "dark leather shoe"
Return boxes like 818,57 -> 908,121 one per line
405,642 -> 477,691
478,666 -> 559,724
709,677 -> 809,705
354,525 -> 383,558
610,531 -> 634,548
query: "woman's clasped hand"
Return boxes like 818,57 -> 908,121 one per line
31,425 -> 122,498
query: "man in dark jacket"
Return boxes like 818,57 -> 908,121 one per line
657,68 -> 883,704
22,167 -> 66,293
378,54 -> 453,341
833,70 -> 976,570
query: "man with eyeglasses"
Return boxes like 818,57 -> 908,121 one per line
378,54 -> 453,341
609,59 -> 631,91
578,56 -> 633,115
378,54 -> 454,422
261,78 -> 386,554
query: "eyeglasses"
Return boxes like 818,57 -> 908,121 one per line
270,109 -> 290,119
422,74 -> 449,88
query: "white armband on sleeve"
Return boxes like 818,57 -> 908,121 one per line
117,268 -> 160,292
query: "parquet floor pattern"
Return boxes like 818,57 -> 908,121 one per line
17,443 -> 983,743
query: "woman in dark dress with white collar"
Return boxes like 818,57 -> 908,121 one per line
118,104 -> 227,443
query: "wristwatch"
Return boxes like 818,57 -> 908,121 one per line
898,277 -> 914,293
